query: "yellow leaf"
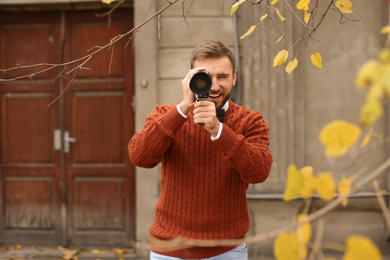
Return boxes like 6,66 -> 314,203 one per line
367,83 -> 384,102
319,120 -> 362,158
381,66 -> 390,97
101,0 -> 117,4
379,49 -> 390,63
270,0 -> 279,5
301,166 -> 315,199
275,8 -> 286,21
360,128 -> 373,148
109,248 -> 135,255
260,14 -> 269,22
14,244 -> 22,250
342,235 -> 382,260
335,0 -> 353,14
314,173 -> 336,201
296,0 -> 310,11
275,35 -> 284,44
273,50 -> 289,67
311,52 -> 323,68
380,25 -> 390,34
283,164 -> 303,201
304,11 -> 311,24
90,249 -> 105,255
285,58 -> 298,74
240,25 -> 256,39
338,177 -> 353,206
297,214 -> 312,244
231,0 -> 246,17
360,100 -> 383,127
355,60 -> 383,89
274,232 -> 301,260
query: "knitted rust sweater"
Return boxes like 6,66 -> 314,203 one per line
128,100 -> 272,259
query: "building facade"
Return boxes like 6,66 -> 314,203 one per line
0,0 -> 389,258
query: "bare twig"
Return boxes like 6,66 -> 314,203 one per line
182,0 -> 190,29
96,0 -> 126,27
372,179 -> 390,236
47,65 -> 79,107
308,218 -> 325,260
157,14 -> 168,46
283,0 -> 314,30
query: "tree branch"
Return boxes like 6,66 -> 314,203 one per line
0,0 -> 180,83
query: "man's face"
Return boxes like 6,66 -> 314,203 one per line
193,56 -> 236,111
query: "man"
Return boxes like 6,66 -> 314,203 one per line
128,41 -> 272,260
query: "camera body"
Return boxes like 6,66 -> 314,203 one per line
189,71 -> 212,102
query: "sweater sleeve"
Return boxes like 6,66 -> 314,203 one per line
214,112 -> 273,184
128,105 -> 187,168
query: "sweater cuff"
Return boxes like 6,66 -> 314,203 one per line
161,105 -> 188,135
213,124 -> 238,151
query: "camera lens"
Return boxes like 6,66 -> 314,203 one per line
195,77 -> 207,90
190,71 -> 212,96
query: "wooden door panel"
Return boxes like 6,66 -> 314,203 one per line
65,11 -> 135,246
71,24 -> 125,79
0,12 -> 61,245
72,177 -> 125,230
4,176 -> 54,229
1,93 -> 53,164
72,91 -> 125,164
1,18 -> 57,80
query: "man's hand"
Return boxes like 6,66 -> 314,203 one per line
193,101 -> 220,137
179,67 -> 206,115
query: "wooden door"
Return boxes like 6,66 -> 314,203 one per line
63,11 -> 135,246
0,11 -> 62,245
0,9 -> 135,247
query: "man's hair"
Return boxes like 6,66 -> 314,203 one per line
190,41 -> 236,72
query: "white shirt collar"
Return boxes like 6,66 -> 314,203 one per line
221,100 -> 229,111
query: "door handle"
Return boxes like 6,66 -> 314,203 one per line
64,131 -> 76,153
54,129 -> 62,150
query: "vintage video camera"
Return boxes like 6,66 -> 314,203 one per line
189,71 -> 212,102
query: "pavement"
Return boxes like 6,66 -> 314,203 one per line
0,246 -> 140,260
1,246 -> 390,260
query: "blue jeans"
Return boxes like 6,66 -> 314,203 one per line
150,242 -> 248,260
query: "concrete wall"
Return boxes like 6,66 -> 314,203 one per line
237,0 -> 390,257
